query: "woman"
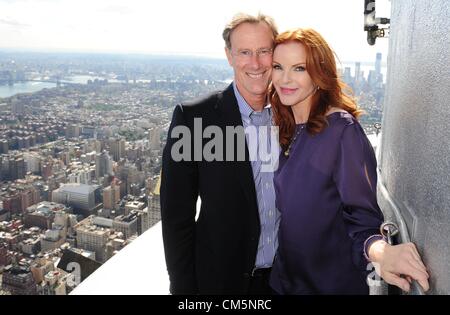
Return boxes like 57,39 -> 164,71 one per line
269,28 -> 429,294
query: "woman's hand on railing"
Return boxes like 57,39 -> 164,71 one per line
368,240 -> 430,292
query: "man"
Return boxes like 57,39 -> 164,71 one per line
160,13 -> 278,294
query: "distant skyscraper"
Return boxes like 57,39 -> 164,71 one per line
375,52 -> 382,76
95,151 -> 113,179
6,156 -> 27,181
355,62 -> 361,83
103,186 -> 113,210
368,70 -> 377,87
11,98 -> 25,116
103,182 -> 120,210
65,124 -> 81,139
2,193 -> 22,214
0,139 -> 8,154
109,138 -> 126,162
343,67 -> 352,85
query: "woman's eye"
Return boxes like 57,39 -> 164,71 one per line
272,64 -> 281,70
295,66 -> 306,72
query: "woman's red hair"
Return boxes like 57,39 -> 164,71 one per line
270,28 -> 362,150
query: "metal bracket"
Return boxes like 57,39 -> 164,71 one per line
364,0 -> 390,45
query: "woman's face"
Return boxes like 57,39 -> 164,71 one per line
272,41 -> 316,109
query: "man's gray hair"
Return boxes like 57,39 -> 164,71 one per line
222,13 -> 278,50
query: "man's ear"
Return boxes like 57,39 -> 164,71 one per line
225,47 -> 233,66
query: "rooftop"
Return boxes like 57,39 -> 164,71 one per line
55,183 -> 99,195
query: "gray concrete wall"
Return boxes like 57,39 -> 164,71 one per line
378,0 -> 450,294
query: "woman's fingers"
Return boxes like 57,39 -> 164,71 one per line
406,255 -> 429,278
384,273 -> 411,292
381,242 -> 431,292
394,258 -> 430,292
406,243 -> 428,271
416,276 -> 430,292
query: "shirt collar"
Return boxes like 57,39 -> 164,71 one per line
232,81 -> 271,119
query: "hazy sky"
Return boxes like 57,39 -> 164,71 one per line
0,0 -> 391,62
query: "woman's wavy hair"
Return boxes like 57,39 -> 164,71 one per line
270,28 -> 363,150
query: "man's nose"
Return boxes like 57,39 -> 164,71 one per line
248,54 -> 262,69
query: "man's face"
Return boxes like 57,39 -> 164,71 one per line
225,22 -> 274,105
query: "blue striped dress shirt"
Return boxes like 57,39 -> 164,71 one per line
232,82 -> 280,270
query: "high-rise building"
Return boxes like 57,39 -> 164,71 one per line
109,138 -> 126,162
375,52 -> 382,76
137,207 -> 150,235
0,243 -> 11,266
0,156 -> 5,181
65,124 -> 81,139
95,151 -> 113,179
122,164 -> 143,195
75,216 -> 110,263
343,67 -> 352,85
102,180 -> 120,210
0,139 -> 8,154
113,213 -> 138,239
20,187 -> 40,213
148,175 -> 161,228
112,181 -> 120,205
68,167 -> 93,185
23,152 -> 41,174
5,156 -> 27,181
2,193 -> 22,214
102,186 -> 114,210
2,185 -> 40,214
41,162 -> 53,180
368,70 -> 377,88
355,62 -> 361,84
11,98 -> 25,116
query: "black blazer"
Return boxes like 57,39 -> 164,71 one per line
160,84 -> 261,294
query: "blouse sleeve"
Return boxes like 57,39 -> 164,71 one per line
332,120 -> 385,271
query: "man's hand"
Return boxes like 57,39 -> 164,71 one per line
369,241 -> 430,292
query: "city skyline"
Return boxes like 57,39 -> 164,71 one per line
1,0 -> 390,62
